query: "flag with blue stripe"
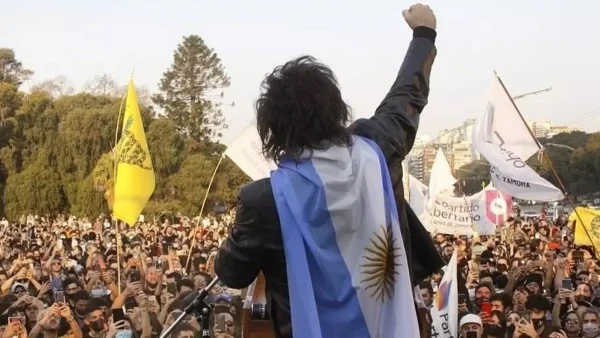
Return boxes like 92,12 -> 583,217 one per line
270,136 -> 419,338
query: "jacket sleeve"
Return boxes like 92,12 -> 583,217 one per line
350,27 -> 436,163
215,189 -> 263,289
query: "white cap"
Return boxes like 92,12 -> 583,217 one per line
459,314 -> 482,328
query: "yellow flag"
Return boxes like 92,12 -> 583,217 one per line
570,207 -> 600,248
113,79 -> 155,226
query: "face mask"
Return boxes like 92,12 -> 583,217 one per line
483,323 -> 504,337
575,295 -> 592,303
497,264 -> 508,272
116,330 -> 132,338
506,325 -> 515,338
583,323 -> 599,337
531,318 -> 545,330
89,319 -> 105,332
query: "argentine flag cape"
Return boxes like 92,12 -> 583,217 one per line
270,136 -> 419,338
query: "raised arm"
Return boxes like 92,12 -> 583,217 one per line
350,4 -> 436,163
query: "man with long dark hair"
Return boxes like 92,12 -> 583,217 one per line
216,3 -> 444,337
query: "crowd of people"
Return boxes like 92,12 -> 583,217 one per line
420,205 -> 600,338
1,204 -> 596,338
0,211 -> 242,338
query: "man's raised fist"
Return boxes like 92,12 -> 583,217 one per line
402,3 -> 436,30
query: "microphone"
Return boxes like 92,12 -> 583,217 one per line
160,276 -> 220,338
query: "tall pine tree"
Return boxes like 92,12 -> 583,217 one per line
153,35 -> 230,141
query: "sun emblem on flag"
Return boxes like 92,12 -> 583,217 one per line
360,223 -> 402,302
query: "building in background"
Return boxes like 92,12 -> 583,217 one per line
406,117 -> 579,185
527,119 -> 581,139
530,119 -> 552,138
547,125 -> 580,138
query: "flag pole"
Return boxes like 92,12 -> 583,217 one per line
114,220 -> 123,295
112,89 -> 127,296
185,154 -> 226,270
494,71 -> 593,248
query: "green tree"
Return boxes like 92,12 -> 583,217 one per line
0,48 -> 33,86
31,75 -> 75,98
153,35 -> 231,141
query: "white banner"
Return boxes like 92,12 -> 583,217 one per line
483,142 -> 565,201
411,177 -> 513,235
430,249 -> 458,338
224,124 -> 276,181
426,148 -> 457,210
472,76 -> 564,202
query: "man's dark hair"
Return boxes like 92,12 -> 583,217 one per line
419,281 -> 433,297
256,56 -> 353,163
73,290 -> 90,302
177,279 -> 195,292
525,294 -> 550,312
62,278 -> 81,290
490,293 -> 512,310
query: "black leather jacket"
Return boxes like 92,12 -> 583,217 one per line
215,27 -> 445,338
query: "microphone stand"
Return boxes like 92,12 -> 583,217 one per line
159,277 -> 220,338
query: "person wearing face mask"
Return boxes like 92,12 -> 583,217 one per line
581,309 -> 600,338
525,294 -> 553,337
83,303 -> 107,338
106,319 -> 135,338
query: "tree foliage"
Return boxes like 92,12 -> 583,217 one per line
153,35 -> 231,141
0,49 -> 32,86
0,42 -> 249,220
457,131 -> 600,197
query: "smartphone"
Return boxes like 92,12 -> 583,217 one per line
155,260 -> 162,270
480,301 -> 492,317
55,291 -> 65,304
535,233 -> 540,239
215,314 -> 226,332
466,332 -> 477,338
8,317 -> 22,325
573,251 -> 584,263
458,294 -> 467,304
148,295 -> 156,302
167,283 -> 177,296
112,308 -> 125,323
431,281 -> 438,293
562,278 -> 573,290
129,270 -> 140,282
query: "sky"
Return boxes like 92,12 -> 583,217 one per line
2,0 -> 599,144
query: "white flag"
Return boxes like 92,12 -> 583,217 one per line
430,249 -> 458,338
224,124 -> 277,181
426,148 -> 457,210
472,76 -> 564,201
410,176 -> 512,235
409,174 -> 428,219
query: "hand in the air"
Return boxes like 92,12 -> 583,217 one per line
402,3 -> 436,30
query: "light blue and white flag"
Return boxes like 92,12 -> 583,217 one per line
271,136 -> 418,338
